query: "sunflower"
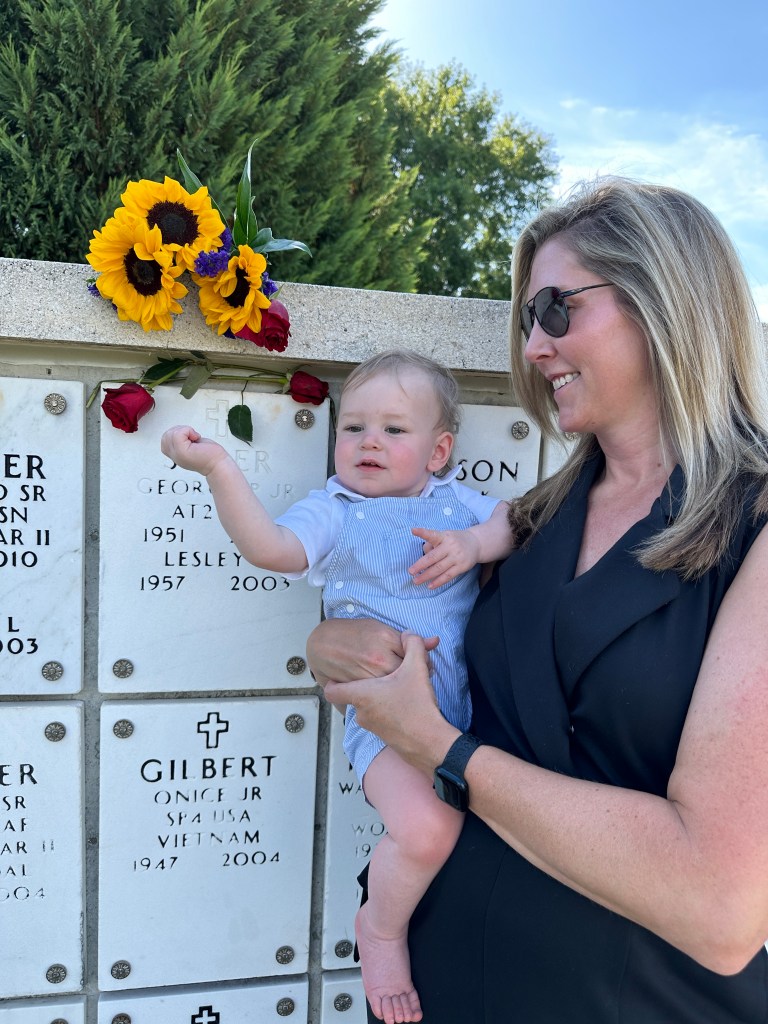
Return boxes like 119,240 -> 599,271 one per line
196,245 -> 272,336
121,176 -> 226,272
87,208 -> 188,331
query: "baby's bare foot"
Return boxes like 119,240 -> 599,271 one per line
355,903 -> 423,1024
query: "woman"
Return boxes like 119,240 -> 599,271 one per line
310,177 -> 768,1023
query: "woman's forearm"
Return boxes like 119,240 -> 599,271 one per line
463,749 -> 716,962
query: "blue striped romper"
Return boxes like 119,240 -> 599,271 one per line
279,475 -> 499,784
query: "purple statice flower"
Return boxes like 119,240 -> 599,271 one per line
87,280 -> 100,297
261,271 -> 279,298
194,247 -> 231,278
220,227 -> 233,251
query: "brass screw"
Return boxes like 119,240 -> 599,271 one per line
110,960 -> 131,979
44,393 -> 67,415
294,409 -> 315,430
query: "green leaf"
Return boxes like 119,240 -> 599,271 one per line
176,149 -> 228,230
252,227 -> 274,249
251,226 -> 311,257
228,404 -> 253,444
176,149 -> 205,193
232,140 -> 258,247
140,358 -> 189,384
261,237 -> 312,256
180,364 -> 212,399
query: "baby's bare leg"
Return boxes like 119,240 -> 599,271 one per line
358,746 -> 464,1024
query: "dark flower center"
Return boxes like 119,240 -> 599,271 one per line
147,201 -> 199,246
225,268 -> 251,308
124,250 -> 163,296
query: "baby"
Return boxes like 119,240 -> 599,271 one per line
161,349 -> 513,1024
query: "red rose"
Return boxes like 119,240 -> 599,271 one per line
235,298 -> 291,352
101,383 -> 155,433
288,370 -> 329,406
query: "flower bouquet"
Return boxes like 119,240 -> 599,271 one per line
87,142 -> 310,342
86,145 -> 327,441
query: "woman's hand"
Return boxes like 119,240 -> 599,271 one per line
324,633 -> 459,775
306,618 -> 437,685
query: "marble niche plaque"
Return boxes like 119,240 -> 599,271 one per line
98,978 -> 308,1023
0,377 -> 84,696
321,971 -> 366,1024
98,387 -> 329,692
454,403 -> 541,500
0,703 -> 84,999
0,996 -> 85,1023
321,713 -> 385,970
98,697 -> 319,990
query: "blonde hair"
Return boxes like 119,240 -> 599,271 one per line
509,176 -> 768,578
342,349 -> 462,473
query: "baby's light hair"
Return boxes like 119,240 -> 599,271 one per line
342,349 -> 462,435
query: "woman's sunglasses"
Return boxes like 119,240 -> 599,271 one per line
520,283 -> 613,339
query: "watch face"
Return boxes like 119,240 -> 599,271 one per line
434,767 -> 469,812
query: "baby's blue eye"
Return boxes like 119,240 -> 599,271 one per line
344,424 -> 363,432
385,426 -> 404,435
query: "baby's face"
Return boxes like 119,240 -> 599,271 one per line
334,369 -> 453,498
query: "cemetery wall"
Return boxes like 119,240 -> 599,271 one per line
4,256 -> 751,1024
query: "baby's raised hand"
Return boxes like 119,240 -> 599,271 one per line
160,426 -> 229,476
408,526 -> 481,589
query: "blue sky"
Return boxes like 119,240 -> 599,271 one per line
370,0 -> 768,319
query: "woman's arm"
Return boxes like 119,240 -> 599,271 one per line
324,523 -> 768,975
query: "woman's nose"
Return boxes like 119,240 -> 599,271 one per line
524,323 -> 557,364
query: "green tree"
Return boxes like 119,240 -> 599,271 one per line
0,0 -> 426,291
386,62 -> 558,299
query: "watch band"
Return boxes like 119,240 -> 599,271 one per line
440,733 -> 484,778
433,733 -> 484,811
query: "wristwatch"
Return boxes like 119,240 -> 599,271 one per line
433,733 -> 484,812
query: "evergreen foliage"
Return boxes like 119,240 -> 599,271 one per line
0,0 -> 426,291
0,4 -> 558,297
386,63 -> 557,299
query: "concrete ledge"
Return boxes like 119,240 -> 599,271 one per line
0,258 -> 513,375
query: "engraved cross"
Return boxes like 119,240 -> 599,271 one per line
192,1007 -> 221,1024
205,400 -> 230,438
197,712 -> 230,750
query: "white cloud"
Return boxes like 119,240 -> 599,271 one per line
548,104 -> 768,322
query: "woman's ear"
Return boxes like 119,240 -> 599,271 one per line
427,431 -> 454,473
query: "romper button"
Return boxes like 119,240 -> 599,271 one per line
346,604 -> 355,613
335,581 -> 344,588
443,507 -> 453,516
356,510 -> 365,519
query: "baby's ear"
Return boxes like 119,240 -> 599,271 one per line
428,430 -> 454,472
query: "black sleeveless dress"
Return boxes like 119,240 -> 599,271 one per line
367,456 -> 768,1023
